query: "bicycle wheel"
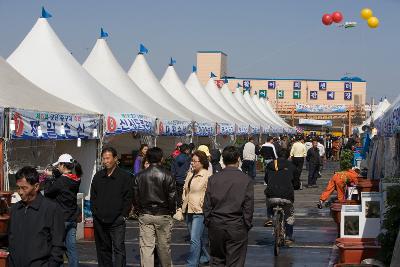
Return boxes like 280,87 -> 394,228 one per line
273,211 -> 282,256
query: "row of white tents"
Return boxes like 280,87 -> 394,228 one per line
0,15 -> 294,194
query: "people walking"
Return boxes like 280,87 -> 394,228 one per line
260,136 -> 278,184
9,166 -> 65,267
210,148 -> 223,174
241,136 -> 257,179
204,146 -> 254,266
133,147 -> 176,267
182,150 -> 211,266
290,136 -> 307,189
134,144 -> 149,175
90,147 -> 133,267
325,135 -> 333,160
306,140 -> 322,188
44,154 -> 83,267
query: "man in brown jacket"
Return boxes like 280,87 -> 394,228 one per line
204,146 -> 254,266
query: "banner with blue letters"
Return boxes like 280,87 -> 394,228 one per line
194,122 -> 215,136
10,109 -> 100,140
105,113 -> 155,136
236,124 -> 250,136
158,120 -> 191,136
216,123 -> 235,136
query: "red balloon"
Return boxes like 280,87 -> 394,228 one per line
332,11 -> 343,23
322,14 -> 333,26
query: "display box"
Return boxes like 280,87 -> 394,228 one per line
340,205 -> 362,238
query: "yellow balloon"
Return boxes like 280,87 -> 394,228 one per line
367,17 -> 379,28
361,8 -> 373,20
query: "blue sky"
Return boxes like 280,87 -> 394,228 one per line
0,0 -> 399,102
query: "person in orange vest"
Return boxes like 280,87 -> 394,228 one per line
317,168 -> 360,208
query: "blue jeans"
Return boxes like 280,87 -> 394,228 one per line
65,222 -> 79,267
186,214 -> 210,267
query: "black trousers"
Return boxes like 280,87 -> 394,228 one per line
176,182 -> 184,208
308,163 -> 320,186
94,216 -> 126,267
241,160 -> 256,179
291,157 -> 304,183
326,148 -> 332,160
208,222 -> 248,267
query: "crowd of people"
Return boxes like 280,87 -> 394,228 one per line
7,132 -> 364,267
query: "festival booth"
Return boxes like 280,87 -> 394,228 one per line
6,16 -> 139,196
355,98 -> 390,135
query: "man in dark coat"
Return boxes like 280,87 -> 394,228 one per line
204,146 -> 254,266
306,140 -> 322,188
8,166 -> 65,267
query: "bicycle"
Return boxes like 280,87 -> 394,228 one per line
269,198 -> 291,256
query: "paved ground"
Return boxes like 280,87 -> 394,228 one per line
76,161 -> 340,266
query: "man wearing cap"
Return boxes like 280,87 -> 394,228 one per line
90,147 -> 133,267
45,154 -> 83,267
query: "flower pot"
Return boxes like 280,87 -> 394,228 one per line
335,238 -> 380,264
356,179 -> 379,193
0,250 -> 9,267
84,222 -> 95,241
330,200 -> 360,236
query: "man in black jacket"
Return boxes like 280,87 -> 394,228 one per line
133,147 -> 176,267
204,146 -> 254,266
306,140 -> 322,188
264,149 -> 299,243
90,147 -> 133,267
8,166 -> 64,267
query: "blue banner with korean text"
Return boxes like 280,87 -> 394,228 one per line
158,120 -> 191,136
216,123 -> 235,136
105,113 -> 155,136
194,122 -> 215,136
236,124 -> 249,136
10,109 -> 100,140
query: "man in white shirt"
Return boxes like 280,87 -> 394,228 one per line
290,136 -> 307,188
241,137 -> 256,179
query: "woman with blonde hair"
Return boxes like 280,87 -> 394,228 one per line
182,150 -> 211,266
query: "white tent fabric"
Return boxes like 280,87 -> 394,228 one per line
250,94 -> 283,131
184,72 -> 230,123
356,99 -> 391,133
7,18 -> 134,114
220,84 -> 260,126
204,79 -> 247,124
233,88 -> 266,126
160,66 -> 213,123
83,38 -> 179,120
262,99 -> 293,130
128,54 -> 195,121
0,57 -> 89,113
243,91 -> 276,128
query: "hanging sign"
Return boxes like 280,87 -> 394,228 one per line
194,122 -> 215,136
327,91 -> 335,100
344,82 -> 353,91
268,81 -> 276,89
249,125 -> 260,135
236,124 -> 249,136
158,120 -> 191,136
310,91 -> 318,100
295,103 -> 347,113
344,92 -> 353,100
10,109 -> 100,140
259,90 -> 267,98
216,123 -> 235,136
243,80 -> 251,89
105,113 -> 155,136
319,82 -> 327,90
293,81 -> 301,90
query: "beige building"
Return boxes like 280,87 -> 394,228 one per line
196,51 -> 367,110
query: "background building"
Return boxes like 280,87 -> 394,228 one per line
196,51 -> 367,135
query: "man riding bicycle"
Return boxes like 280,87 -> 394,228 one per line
264,148 -> 300,244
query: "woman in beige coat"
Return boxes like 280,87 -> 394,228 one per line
182,150 -> 211,267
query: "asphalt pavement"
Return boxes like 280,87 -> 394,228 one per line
76,161 -> 340,267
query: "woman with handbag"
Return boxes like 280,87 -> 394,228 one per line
182,150 -> 211,267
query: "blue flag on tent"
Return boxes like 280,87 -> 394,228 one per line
139,44 -> 149,54
237,83 -> 242,88
224,77 -> 229,84
192,66 -> 197,73
169,57 -> 176,66
41,7 -> 52,18
100,28 -> 109,38
210,72 -> 217,78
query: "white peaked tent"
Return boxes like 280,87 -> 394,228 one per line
251,95 -> 285,131
185,73 -> 231,123
262,99 -> 293,130
7,18 -> 134,114
128,54 -> 196,121
0,57 -> 89,113
233,88 -> 265,126
83,38 -> 178,120
357,99 -> 391,133
243,91 -> 276,128
160,65 -> 213,123
204,79 -> 248,124
220,84 -> 260,126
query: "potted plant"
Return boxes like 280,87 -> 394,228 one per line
377,185 -> 400,265
335,238 -> 380,264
